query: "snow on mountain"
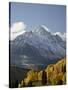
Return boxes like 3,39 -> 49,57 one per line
41,25 -> 50,32
32,25 -> 50,36
54,32 -> 66,41
10,25 -> 66,69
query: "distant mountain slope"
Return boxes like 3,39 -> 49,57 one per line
9,65 -> 30,88
10,25 -> 66,69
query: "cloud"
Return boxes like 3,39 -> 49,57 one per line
10,22 -> 26,40
54,32 -> 66,41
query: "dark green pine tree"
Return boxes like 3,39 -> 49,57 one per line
42,70 -> 47,85
27,81 -> 32,87
14,80 -> 18,88
57,80 -> 63,85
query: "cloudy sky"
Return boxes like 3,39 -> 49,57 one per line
9,2 -> 66,40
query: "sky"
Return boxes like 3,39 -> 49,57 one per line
9,2 -> 66,40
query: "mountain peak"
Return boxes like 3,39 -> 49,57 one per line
32,25 -> 50,35
41,25 -> 50,32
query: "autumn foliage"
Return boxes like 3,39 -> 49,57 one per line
18,58 -> 66,87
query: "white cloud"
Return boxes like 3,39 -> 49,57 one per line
10,22 -> 26,40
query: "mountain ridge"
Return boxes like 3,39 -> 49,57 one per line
10,25 -> 66,69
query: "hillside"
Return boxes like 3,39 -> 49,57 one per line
9,65 -> 30,88
17,58 -> 66,87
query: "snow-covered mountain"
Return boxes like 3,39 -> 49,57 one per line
10,25 -> 66,69
53,32 -> 66,41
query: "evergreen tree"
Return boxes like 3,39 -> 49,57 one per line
27,80 -> 32,87
15,80 -> 18,87
57,80 -> 63,85
42,70 -> 47,85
